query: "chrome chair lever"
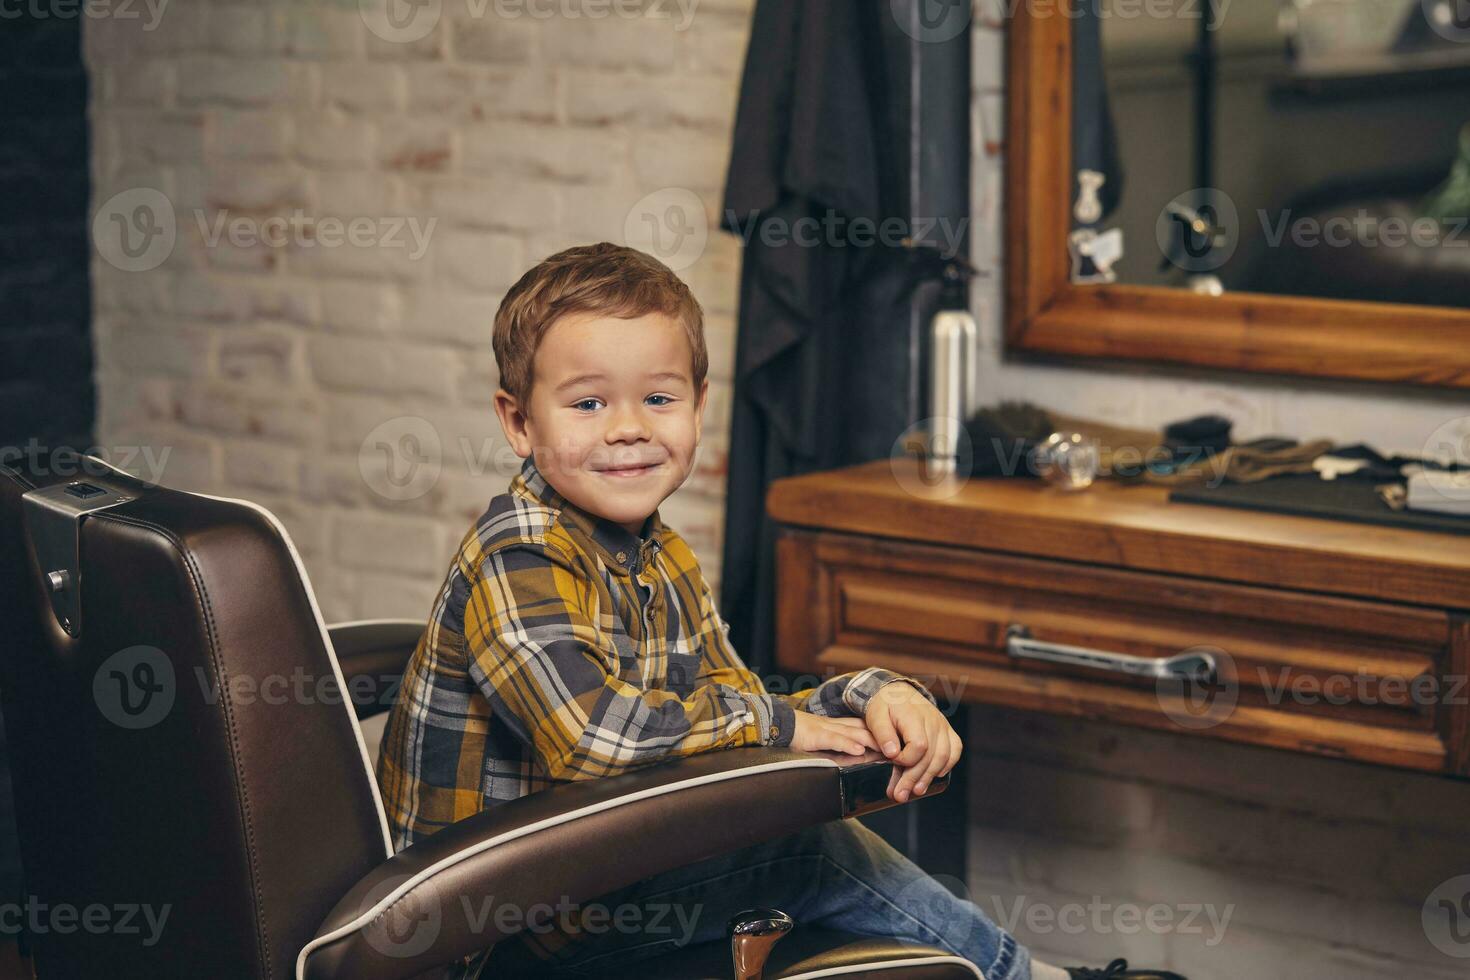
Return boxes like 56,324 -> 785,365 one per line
728,907 -> 794,980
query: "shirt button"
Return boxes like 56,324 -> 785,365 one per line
616,551 -> 627,563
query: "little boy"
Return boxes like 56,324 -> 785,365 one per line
376,244 -> 1185,980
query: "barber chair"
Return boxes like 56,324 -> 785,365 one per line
0,453 -> 974,979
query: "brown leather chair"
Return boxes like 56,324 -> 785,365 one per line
0,453 -> 975,980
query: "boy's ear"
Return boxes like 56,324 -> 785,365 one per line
493,388 -> 533,459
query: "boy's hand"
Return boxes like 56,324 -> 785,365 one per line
864,681 -> 962,802
790,712 -> 881,756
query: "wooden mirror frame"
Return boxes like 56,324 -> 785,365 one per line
1004,5 -> 1470,389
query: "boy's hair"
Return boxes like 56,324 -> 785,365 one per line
493,242 -> 707,407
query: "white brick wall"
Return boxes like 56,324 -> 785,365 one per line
86,0 -> 753,623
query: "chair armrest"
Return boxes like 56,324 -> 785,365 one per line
298,746 -> 948,980
326,619 -> 425,719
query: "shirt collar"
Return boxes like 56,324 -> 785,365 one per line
512,454 -> 666,574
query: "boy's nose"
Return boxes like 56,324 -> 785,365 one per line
605,405 -> 650,443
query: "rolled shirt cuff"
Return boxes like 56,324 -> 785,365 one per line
739,691 -> 795,747
841,667 -> 937,717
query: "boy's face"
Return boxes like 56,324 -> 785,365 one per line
494,311 -> 707,535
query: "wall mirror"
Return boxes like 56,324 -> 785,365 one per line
1006,0 -> 1470,387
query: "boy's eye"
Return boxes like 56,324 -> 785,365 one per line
572,398 -> 603,412
646,394 -> 674,406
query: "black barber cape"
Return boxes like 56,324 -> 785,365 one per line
717,0 -> 918,677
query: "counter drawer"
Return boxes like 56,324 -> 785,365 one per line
775,529 -> 1470,775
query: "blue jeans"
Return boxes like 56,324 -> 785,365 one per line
468,817 -> 1030,980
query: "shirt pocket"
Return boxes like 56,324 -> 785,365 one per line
664,634 -> 704,694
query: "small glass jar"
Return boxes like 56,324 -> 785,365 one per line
1032,431 -> 1100,491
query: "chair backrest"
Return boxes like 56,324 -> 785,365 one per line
0,455 -> 393,979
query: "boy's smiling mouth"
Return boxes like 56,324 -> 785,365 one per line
594,459 -> 664,478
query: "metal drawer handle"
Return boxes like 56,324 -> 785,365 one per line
1005,625 -> 1217,682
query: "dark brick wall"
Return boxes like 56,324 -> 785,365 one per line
0,12 -> 94,913
1,14 -> 95,456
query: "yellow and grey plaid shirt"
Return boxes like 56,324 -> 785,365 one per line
376,454 -> 933,854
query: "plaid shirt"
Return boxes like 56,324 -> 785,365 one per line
376,455 -> 935,854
